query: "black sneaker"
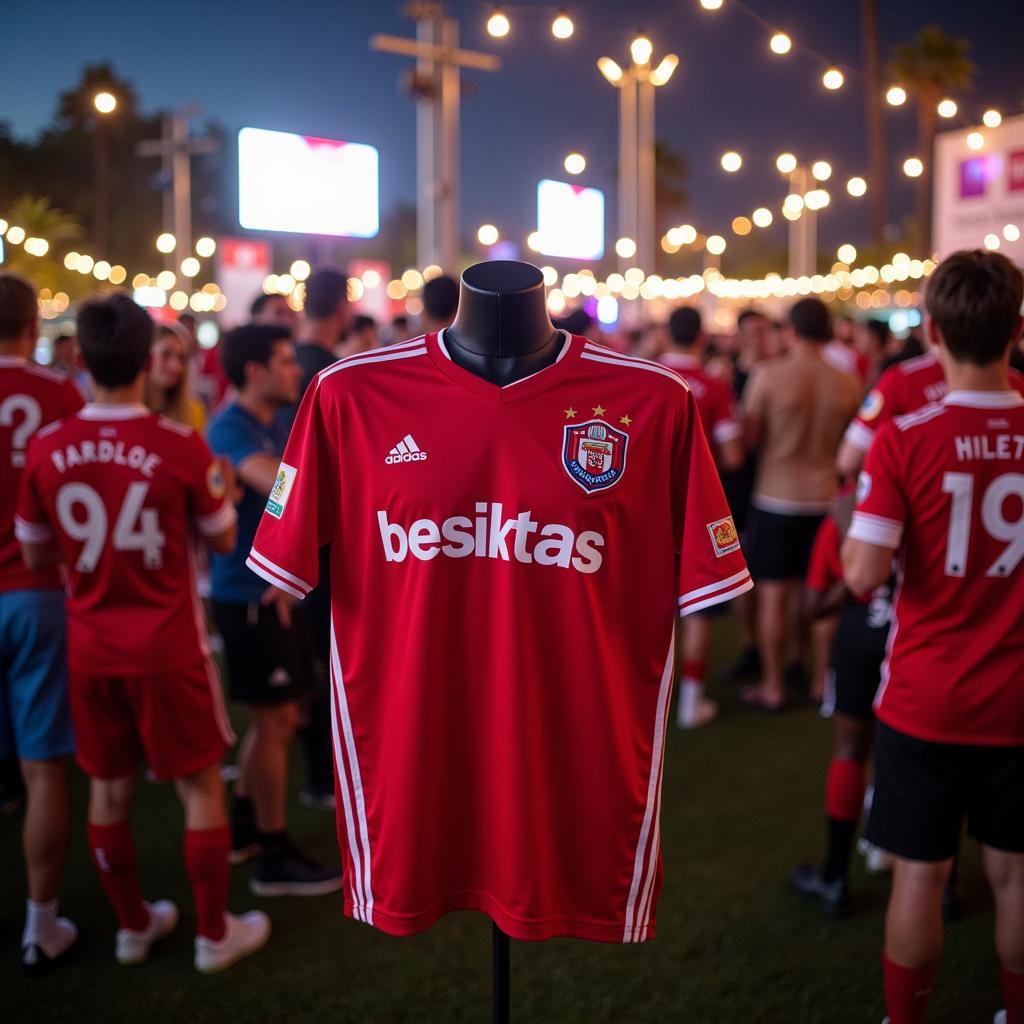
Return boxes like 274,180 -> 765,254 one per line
788,864 -> 849,919
230,814 -> 260,866
250,839 -> 343,897
718,647 -> 761,683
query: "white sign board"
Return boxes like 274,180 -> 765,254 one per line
238,127 -> 379,238
535,179 -> 605,261
933,114 -> 1024,265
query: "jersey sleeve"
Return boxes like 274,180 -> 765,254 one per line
805,516 -> 842,592
843,368 -> 897,452
847,423 -> 907,549
246,381 -> 338,599
185,432 -> 237,538
59,378 -> 86,417
675,389 -> 754,616
14,441 -> 55,544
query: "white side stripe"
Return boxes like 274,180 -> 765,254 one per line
248,548 -> 313,594
678,569 -> 751,607
680,577 -> 754,616
245,557 -> 306,600
317,345 -> 427,387
623,634 -> 675,942
581,352 -> 690,390
330,622 -> 374,924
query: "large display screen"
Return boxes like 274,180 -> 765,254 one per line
238,127 -> 379,238
535,179 -> 605,260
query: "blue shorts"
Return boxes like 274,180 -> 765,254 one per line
0,589 -> 74,761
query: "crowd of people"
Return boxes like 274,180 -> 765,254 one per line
0,249 -> 1022,1024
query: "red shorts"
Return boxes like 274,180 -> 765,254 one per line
69,660 -> 234,782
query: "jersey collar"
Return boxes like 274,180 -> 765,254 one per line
78,403 -> 151,420
428,329 -> 581,404
942,390 -> 1024,409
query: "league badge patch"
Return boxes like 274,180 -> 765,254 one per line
707,516 -> 741,557
562,420 -> 628,493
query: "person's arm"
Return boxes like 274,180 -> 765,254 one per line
19,538 -> 62,571
836,438 -> 866,481
717,435 -> 744,473
841,538 -> 893,595
186,435 -> 239,555
741,368 -> 765,452
236,452 -> 282,498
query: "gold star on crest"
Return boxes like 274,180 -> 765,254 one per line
620,414 -> 633,427
564,406 -> 577,419
592,404 -> 606,417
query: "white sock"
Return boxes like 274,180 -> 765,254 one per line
677,679 -> 704,725
23,899 -> 77,958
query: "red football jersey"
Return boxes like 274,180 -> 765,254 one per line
848,390 -> 1024,745
249,332 -> 751,943
0,357 -> 83,592
657,353 -> 741,453
16,404 -> 236,674
844,352 -> 1024,453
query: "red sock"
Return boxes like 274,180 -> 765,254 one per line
824,757 -> 866,822
184,826 -> 230,941
682,660 -> 706,684
1002,966 -> 1024,1024
882,952 -> 936,1024
88,821 -> 149,932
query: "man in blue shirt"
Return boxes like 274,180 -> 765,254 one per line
207,324 -> 341,897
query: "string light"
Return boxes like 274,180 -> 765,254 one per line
937,98 -> 957,118
967,132 -> 984,151
477,224 -> 499,246
93,92 -> 117,114
615,237 -> 637,259
564,152 -> 586,175
804,189 -> 830,211
983,109 -> 1002,128
822,68 -> 844,90
846,176 -> 867,197
156,232 -> 176,254
776,152 -> 797,174
1004,224 -> 1021,242
195,236 -> 216,258
752,207 -> 773,228
984,233 -> 1000,250
290,260 -> 311,281
886,85 -> 907,106
903,157 -> 924,178
551,11 -> 574,39
705,234 -> 726,255
486,8 -> 510,38
731,216 -> 752,236
6,225 -> 26,245
837,243 -> 857,264
811,160 -> 832,182
769,32 -> 791,55
720,151 -> 743,173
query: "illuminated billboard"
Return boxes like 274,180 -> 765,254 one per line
238,127 -> 379,238
535,179 -> 605,260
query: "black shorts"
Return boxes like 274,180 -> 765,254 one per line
866,721 -> 1024,861
211,599 -> 313,706
825,604 -> 888,720
745,508 -> 824,581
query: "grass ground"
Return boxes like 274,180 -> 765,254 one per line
0,620 -> 1007,1023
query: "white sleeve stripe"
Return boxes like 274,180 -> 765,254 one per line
843,420 -> 876,452
245,557 -> 308,600
248,547 -> 313,594
680,577 -> 754,616
848,512 -> 903,549
712,419 -> 742,443
194,502 -> 237,537
13,516 -> 54,543
678,568 -> 751,606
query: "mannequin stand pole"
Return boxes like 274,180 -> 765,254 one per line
492,923 -> 510,1023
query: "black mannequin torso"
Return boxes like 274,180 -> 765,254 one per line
443,261 -> 562,387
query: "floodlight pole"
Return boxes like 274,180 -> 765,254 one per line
787,163 -> 817,279
372,3 -> 500,273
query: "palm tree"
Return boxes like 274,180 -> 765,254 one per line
4,195 -> 82,293
888,26 -> 975,254
860,0 -> 887,244
654,140 -> 688,230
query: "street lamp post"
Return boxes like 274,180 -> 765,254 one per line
92,91 -> 117,256
598,39 -> 677,276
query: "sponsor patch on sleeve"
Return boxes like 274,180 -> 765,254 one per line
707,516 -> 741,557
266,463 -> 297,519
856,471 -> 872,504
858,389 -> 884,422
206,461 -> 227,500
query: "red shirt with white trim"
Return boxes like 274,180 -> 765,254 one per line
848,390 -> 1024,745
16,404 -> 236,674
658,352 -> 741,455
249,332 -> 751,943
0,357 -> 84,592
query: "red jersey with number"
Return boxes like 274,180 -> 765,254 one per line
848,390 -> 1024,745
657,352 -> 741,453
248,332 -> 751,943
16,404 -> 236,674
0,357 -> 84,592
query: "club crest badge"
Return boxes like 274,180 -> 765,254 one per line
562,420 -> 628,493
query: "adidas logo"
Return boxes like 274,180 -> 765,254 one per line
385,434 -> 428,464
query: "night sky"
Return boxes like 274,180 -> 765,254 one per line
5,0 -> 1024,258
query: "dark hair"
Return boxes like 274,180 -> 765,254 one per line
737,308 -> 764,331
864,318 -> 890,349
422,275 -> 459,322
220,323 -> 291,390
250,292 -> 277,317
352,314 -> 376,333
0,272 -> 38,343
668,306 -> 702,347
788,298 -> 831,342
76,294 -> 153,388
925,249 -> 1024,366
304,268 -> 348,320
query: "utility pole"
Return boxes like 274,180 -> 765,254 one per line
787,164 -> 817,278
371,2 -> 500,273
136,107 -> 218,271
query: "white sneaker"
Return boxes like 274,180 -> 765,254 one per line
678,697 -> 720,730
194,911 -> 271,974
115,900 -> 179,965
993,1011 -> 1006,1024
858,838 -> 895,875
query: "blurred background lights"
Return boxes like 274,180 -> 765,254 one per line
769,33 -> 791,55
720,151 -> 743,173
